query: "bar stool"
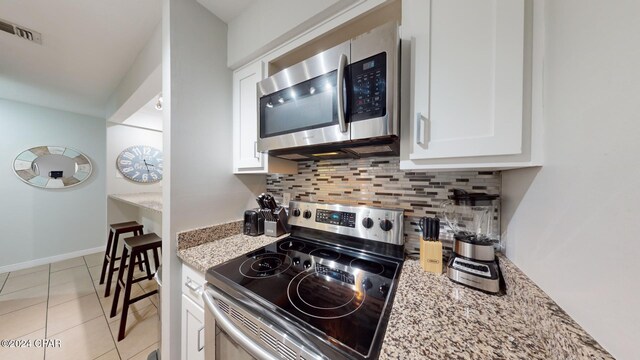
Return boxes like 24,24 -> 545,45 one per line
110,232 -> 162,341
99,221 -> 145,297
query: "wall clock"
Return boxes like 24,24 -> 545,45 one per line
116,145 -> 163,183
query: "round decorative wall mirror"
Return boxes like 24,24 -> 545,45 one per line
13,146 -> 92,189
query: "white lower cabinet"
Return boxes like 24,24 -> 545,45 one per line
182,294 -> 205,360
182,264 -> 206,360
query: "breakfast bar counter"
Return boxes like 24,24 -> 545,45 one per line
108,192 -> 163,213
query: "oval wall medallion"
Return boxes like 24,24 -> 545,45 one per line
13,146 -> 93,189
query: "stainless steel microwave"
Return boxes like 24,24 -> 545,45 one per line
256,22 -> 399,160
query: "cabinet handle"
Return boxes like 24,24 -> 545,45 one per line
415,112 -> 427,145
254,141 -> 259,159
185,278 -> 202,295
197,326 -> 205,352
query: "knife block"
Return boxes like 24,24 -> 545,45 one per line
420,237 -> 443,274
265,220 -> 286,237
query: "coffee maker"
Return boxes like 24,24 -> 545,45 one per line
442,189 -> 501,294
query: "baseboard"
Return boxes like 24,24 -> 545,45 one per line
0,246 -> 104,274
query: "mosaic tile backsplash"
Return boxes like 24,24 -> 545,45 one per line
266,157 -> 501,254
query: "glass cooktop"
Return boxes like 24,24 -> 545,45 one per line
206,236 -> 403,359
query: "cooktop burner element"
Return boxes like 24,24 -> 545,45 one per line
289,272 -> 365,319
350,258 -> 385,275
239,253 -> 291,279
279,240 -> 306,252
206,201 -> 405,360
309,248 -> 341,261
251,257 -> 282,271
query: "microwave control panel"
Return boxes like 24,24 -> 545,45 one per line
350,52 -> 387,122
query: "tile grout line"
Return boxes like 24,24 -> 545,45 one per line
0,269 -> 50,296
46,313 -> 105,338
84,255 -> 123,360
43,263 -> 51,360
49,264 -> 87,274
127,342 -> 159,360
92,348 -> 116,360
0,272 -> 8,293
45,273 -> 101,309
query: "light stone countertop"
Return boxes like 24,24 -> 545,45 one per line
109,192 -> 162,213
178,233 -> 286,273
177,231 -> 613,360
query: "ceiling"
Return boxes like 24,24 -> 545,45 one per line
196,0 -> 256,23
0,0 -> 161,118
122,94 -> 163,131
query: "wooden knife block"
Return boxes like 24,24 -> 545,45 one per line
420,237 -> 443,273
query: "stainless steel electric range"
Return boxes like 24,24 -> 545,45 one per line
203,201 -> 405,360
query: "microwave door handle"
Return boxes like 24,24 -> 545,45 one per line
336,53 -> 348,133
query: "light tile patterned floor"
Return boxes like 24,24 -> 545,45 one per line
0,252 -> 159,360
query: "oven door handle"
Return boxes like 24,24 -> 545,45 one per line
203,287 -> 280,360
336,53 -> 348,133
203,286 -> 326,360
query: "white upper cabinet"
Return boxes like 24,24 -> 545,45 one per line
232,61 -> 296,174
401,0 -> 542,170
233,60 -> 264,172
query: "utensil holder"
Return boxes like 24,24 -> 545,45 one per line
265,220 -> 286,237
420,237 -> 443,274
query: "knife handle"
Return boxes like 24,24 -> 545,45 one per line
429,218 -> 438,241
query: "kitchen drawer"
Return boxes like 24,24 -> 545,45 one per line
182,264 -> 206,308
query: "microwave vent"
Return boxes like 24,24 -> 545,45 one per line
349,145 -> 393,155
0,18 -> 42,44
278,154 -> 309,160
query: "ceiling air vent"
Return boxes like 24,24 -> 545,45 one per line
0,18 -> 42,44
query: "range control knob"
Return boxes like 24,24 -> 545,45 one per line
379,283 -> 390,296
292,208 -> 301,217
303,210 -> 312,219
379,219 -> 393,231
362,217 -> 374,229
293,257 -> 300,265
362,278 -> 372,291
303,260 -> 312,269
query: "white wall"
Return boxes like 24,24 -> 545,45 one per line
0,98 -> 106,270
226,0 -> 355,68
162,0 -> 266,358
501,1 -> 640,358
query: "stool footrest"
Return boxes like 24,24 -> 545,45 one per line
129,290 -> 158,304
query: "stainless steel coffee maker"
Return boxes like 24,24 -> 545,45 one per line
442,189 -> 501,294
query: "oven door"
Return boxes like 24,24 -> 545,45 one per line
204,302 -> 255,360
257,42 -> 351,153
203,285 -> 326,360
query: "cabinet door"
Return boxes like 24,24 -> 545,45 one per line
182,294 -> 205,360
233,60 -> 265,171
407,0 -> 525,160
